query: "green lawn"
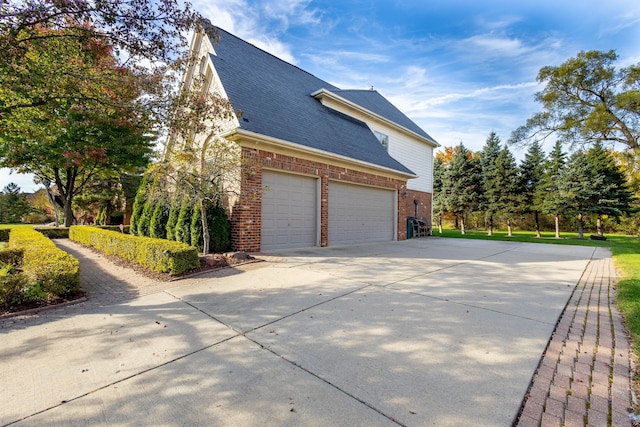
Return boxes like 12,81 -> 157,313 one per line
433,227 -> 640,358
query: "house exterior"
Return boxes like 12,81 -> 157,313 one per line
181,26 -> 439,252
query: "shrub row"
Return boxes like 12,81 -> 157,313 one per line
6,228 -> 80,302
0,248 -> 24,266
34,227 -> 70,239
70,226 -> 199,275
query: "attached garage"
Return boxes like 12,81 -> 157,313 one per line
261,171 -> 318,251
328,181 -> 396,246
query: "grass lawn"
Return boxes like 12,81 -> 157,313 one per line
434,227 -> 640,361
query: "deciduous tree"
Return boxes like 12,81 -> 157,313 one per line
0,27 -> 153,226
510,50 -> 640,150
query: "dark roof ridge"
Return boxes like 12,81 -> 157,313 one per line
214,26 -> 338,91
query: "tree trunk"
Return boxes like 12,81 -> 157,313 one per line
438,217 -> 443,234
507,218 -> 512,237
454,215 -> 459,229
597,215 -> 603,237
555,214 -> 560,239
488,214 -> 493,236
534,211 -> 541,238
577,213 -> 584,239
44,184 -> 61,226
200,200 -> 210,254
460,215 -> 466,234
63,196 -> 74,227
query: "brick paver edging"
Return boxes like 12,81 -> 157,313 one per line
515,256 -> 633,427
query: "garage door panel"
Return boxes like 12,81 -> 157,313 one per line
262,171 -> 317,251
328,182 -> 394,246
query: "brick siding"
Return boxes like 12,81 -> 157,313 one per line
230,147 -> 432,252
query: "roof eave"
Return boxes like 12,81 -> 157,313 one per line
222,128 -> 418,180
311,88 -> 440,148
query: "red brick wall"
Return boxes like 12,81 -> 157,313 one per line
403,189 -> 433,223
231,147 -> 415,252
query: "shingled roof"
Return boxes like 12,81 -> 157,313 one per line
210,28 -> 433,176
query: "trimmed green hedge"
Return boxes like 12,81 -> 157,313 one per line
70,226 -> 199,275
98,225 -> 131,234
34,227 -> 70,239
8,228 -> 80,299
0,248 -> 24,267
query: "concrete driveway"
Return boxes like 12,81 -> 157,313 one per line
1,238 -> 603,426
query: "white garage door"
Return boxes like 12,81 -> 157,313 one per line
328,182 -> 395,246
261,171 -> 317,251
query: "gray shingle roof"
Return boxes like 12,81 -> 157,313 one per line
210,28 -> 430,176
331,89 -> 436,142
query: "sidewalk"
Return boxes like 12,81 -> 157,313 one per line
516,254 -> 633,426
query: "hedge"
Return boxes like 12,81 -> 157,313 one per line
0,248 -> 24,267
70,226 -> 199,275
8,228 -> 80,299
34,227 -> 70,239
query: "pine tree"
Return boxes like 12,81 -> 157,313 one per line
432,156 -> 447,233
586,141 -> 635,236
540,141 -> 567,238
519,141 -> 546,237
493,147 -> 521,236
479,132 -> 502,236
445,143 -> 482,234
560,150 -> 602,239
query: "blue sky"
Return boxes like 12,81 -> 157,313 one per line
3,0 -> 639,192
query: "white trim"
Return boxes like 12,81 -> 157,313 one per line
311,88 -> 440,148
223,128 -> 417,180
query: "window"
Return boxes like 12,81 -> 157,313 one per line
374,131 -> 389,151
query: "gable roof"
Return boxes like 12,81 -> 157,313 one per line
209,27 -> 434,176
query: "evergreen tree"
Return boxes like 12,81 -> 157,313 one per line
0,183 -> 32,223
432,156 -> 447,233
208,204 -> 231,253
150,202 -> 169,239
165,197 -> 180,241
560,150 -> 602,239
519,141 -> 546,237
479,132 -> 502,235
493,147 -> 522,236
190,205 -> 204,251
540,141 -> 567,238
586,141 -> 635,236
137,199 -> 154,236
445,143 -> 482,234
174,199 -> 192,244
129,174 -> 149,235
